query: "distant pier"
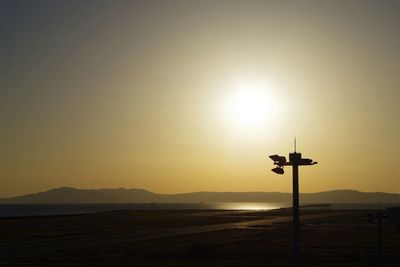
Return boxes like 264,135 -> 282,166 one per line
282,203 -> 332,213
300,203 -> 331,210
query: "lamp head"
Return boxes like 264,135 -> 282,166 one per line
271,166 -> 284,175
269,154 -> 287,166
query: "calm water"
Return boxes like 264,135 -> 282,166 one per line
0,202 -> 397,217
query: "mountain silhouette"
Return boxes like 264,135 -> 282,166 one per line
0,187 -> 399,204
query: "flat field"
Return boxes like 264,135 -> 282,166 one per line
0,209 -> 399,266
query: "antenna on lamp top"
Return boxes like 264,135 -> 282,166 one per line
294,135 -> 297,152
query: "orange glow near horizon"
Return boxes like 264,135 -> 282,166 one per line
1,1 -> 400,197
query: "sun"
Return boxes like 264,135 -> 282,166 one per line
229,89 -> 269,125
222,80 -> 282,131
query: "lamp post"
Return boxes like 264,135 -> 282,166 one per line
269,147 -> 317,267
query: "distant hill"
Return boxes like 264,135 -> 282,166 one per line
0,187 -> 399,204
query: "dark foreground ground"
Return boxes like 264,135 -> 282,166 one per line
0,209 -> 399,266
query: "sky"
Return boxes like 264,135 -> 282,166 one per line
1,0 -> 399,197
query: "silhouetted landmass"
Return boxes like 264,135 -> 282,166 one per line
0,187 -> 399,204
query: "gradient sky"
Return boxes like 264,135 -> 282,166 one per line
1,0 -> 399,197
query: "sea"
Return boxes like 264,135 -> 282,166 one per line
0,202 -> 398,218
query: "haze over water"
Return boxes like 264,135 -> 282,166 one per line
1,202 -> 395,218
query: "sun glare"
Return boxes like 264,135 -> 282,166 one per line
222,80 -> 283,132
230,90 -> 268,124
